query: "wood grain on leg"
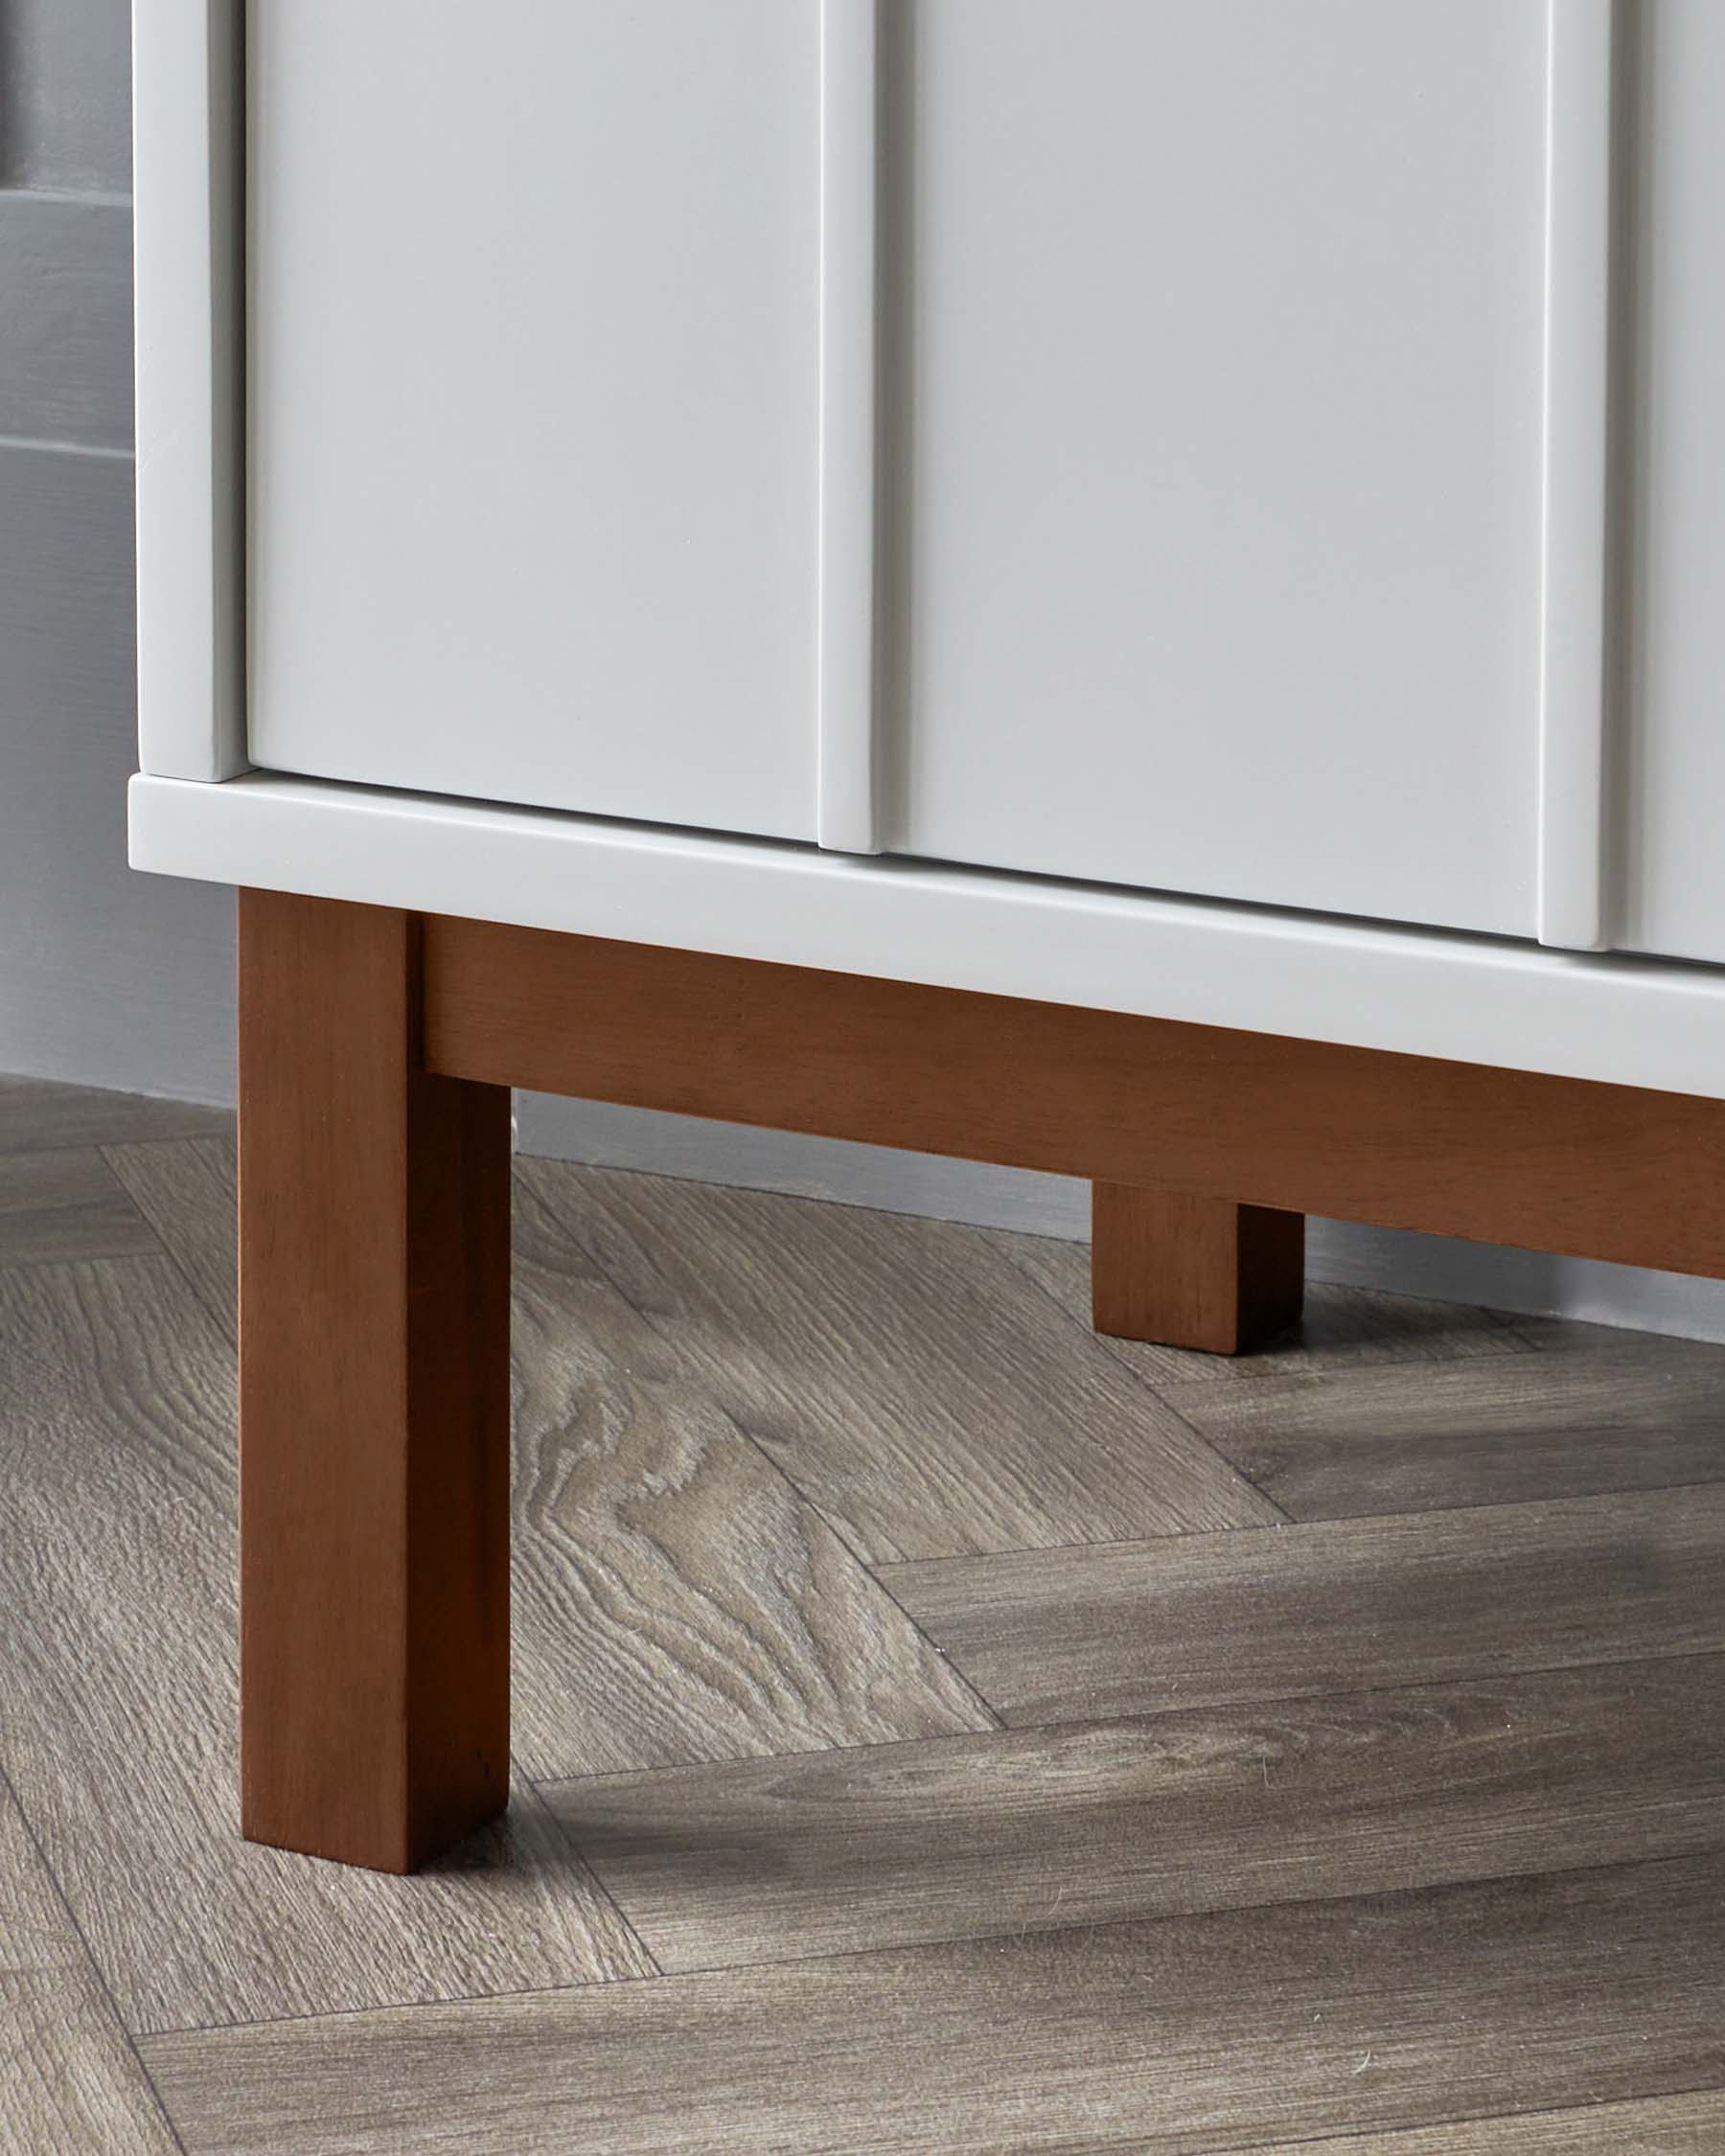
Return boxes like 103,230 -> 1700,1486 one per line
1092,1185 -> 1304,1355
239,889 -> 512,1872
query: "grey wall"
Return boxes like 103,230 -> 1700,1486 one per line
7,0 -> 1724,1343
0,0 -> 235,1102
0,0 -> 131,194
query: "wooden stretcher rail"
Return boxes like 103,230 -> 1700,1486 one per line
423,914 -> 1725,1283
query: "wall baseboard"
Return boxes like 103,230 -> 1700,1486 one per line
517,1091 -> 1725,1348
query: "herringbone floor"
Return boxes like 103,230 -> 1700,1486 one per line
4,1072 -> 1724,2153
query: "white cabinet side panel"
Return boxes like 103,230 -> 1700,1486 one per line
890,0 -> 1550,937
246,1 -> 819,841
1614,2 -> 1725,964
132,0 -> 247,780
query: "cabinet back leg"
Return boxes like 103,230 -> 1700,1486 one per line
1092,1183 -> 1305,1355
238,889 -> 512,1872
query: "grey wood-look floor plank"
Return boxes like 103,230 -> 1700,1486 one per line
1162,1342 -> 1725,1521
1010,1231 -> 1534,1388
0,1776 -> 181,2155
101,1134 -> 991,1779
1230,2086 -> 1725,2152
26,1076 -> 1725,2151
0,1254 -> 656,2037
139,1853 -> 1725,2156
104,1135 -> 237,1338
548,1655 -> 1725,1973
883,1484 -> 1725,1726
0,1075 -> 231,1158
508,1180 -> 993,1777
518,1160 -> 1281,1565
0,1146 -> 160,1270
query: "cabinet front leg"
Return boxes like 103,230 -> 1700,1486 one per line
238,889 -> 512,1872
1091,1184 -> 1304,1356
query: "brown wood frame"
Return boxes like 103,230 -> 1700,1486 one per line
240,891 -> 1725,1869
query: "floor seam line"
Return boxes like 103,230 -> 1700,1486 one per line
0,1760 -> 193,2156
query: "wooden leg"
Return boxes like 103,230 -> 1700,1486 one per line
1091,1184 -> 1304,1355
238,889 -> 512,1872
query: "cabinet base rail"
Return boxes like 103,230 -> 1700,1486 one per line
238,889 -> 1725,1870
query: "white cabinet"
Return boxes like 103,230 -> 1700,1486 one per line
127,0 -> 1725,1886
247,1 -> 821,841
132,0 -> 1725,1095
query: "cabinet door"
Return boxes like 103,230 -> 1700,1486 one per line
887,0 -> 1552,936
1614,1 -> 1725,965
246,2 -> 818,840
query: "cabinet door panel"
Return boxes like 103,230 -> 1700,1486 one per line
246,1 -> 818,840
889,0 -> 1550,936
1614,1 -> 1725,965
